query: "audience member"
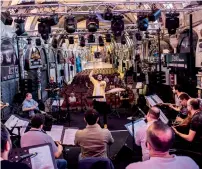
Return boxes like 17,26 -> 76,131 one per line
135,107 -> 160,161
20,114 -> 67,169
68,92 -> 76,104
1,124 -> 31,169
172,98 -> 202,142
74,109 -> 114,159
22,93 -> 39,118
126,121 -> 199,169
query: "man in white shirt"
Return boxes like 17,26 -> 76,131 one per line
135,106 -> 160,161
126,121 -> 199,169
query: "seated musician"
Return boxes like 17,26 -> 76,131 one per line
172,85 -> 184,107
172,98 -> 202,142
68,92 -> 76,104
1,124 -> 31,169
21,114 -> 67,169
135,107 -> 160,161
0,101 -> 9,110
45,77 -> 59,98
22,93 -> 39,118
170,93 -> 190,122
75,109 -> 114,160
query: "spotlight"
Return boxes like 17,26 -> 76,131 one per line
27,37 -> 32,45
65,15 -> 77,33
129,32 -> 133,39
165,13 -> 179,35
1,11 -> 13,25
68,36 -> 74,44
88,34 -> 95,43
135,32 -> 142,41
52,38 -> 58,48
38,18 -> 51,41
105,33 -> 111,42
98,36 -> 104,46
148,9 -> 161,22
15,18 -> 25,36
137,16 -> 149,31
80,36 -> 85,47
103,8 -> 113,21
86,14 -> 99,32
36,38 -> 41,46
48,14 -> 59,26
111,14 -> 124,37
121,35 -> 126,45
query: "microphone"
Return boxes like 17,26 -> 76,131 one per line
18,152 -> 38,162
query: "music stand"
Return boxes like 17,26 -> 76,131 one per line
9,143 -> 57,169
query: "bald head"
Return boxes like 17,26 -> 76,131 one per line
50,77 -> 54,82
147,121 -> 174,152
187,98 -> 200,111
148,106 -> 160,120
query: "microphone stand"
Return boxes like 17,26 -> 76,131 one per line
131,116 -> 135,153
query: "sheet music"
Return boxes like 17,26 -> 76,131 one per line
159,110 -> 169,124
4,115 -> 19,130
29,145 -> 56,169
125,119 -> 146,136
145,96 -> 156,106
152,95 -> 163,104
46,125 -> 63,141
62,128 -> 78,145
52,99 -> 64,106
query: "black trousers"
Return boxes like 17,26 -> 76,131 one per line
93,100 -> 110,126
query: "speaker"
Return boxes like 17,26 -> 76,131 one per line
20,79 -> 33,92
70,65 -> 73,71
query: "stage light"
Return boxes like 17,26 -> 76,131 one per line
1,11 -> 13,25
129,32 -> 133,39
111,14 -> 124,37
105,33 -> 111,42
121,35 -> 126,45
135,32 -> 142,41
65,15 -> 77,33
103,8 -> 113,21
137,16 -> 149,31
148,9 -> 161,22
98,36 -> 104,46
80,36 -> 85,47
27,37 -> 32,45
86,14 -> 99,32
165,13 -> 179,35
36,38 -> 41,46
68,36 -> 74,44
48,14 -> 59,26
38,18 -> 51,41
88,34 -> 95,43
15,18 -> 25,36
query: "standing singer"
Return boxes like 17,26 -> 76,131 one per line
89,69 -> 109,128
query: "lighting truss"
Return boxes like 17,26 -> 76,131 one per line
2,1 -> 202,17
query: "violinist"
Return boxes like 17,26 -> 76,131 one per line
172,98 -> 202,142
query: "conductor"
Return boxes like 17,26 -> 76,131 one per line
89,69 -> 109,128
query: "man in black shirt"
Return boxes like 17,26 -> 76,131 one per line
172,98 -> 202,142
1,124 -> 31,169
45,77 -> 59,98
